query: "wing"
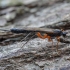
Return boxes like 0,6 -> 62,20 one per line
10,27 -> 54,34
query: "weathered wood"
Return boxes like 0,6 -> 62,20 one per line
46,20 -> 70,30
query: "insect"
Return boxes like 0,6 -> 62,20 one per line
0,27 -> 67,52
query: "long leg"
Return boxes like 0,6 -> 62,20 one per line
21,34 -> 36,48
56,36 -> 60,52
51,40 -> 53,50
36,32 -> 48,39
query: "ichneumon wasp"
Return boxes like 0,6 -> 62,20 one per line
0,27 -> 68,52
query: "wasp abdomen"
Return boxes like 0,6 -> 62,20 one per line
10,28 -> 31,33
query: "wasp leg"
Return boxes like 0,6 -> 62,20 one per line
47,36 -> 55,58
56,36 -> 60,52
51,40 -> 54,50
36,32 -> 48,39
47,36 -> 52,41
47,37 -> 54,49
